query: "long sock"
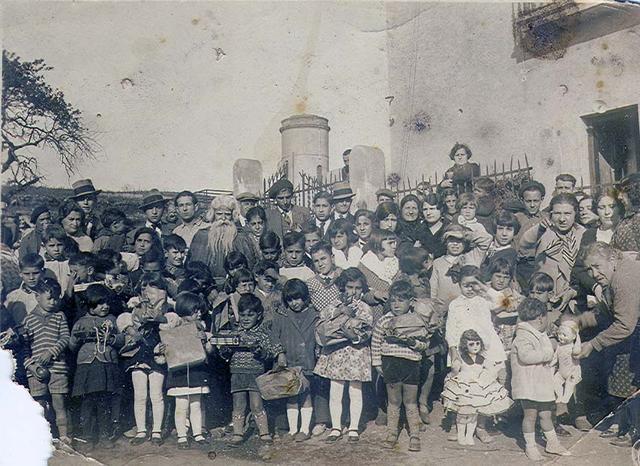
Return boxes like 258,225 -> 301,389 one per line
387,404 -> 400,436
286,402 -> 299,435
300,407 -> 313,434
254,410 -> 269,436
232,413 -> 245,436
174,396 -> 189,439
405,405 -> 422,436
190,397 -> 203,438
544,429 -> 560,445
466,420 -> 477,444
457,422 -> 466,445
348,383 -> 363,432
329,380 -> 345,430
524,432 -> 537,448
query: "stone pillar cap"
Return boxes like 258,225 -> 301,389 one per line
280,114 -> 330,133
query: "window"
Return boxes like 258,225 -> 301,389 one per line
582,105 -> 640,187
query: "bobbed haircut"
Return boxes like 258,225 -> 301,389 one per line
374,201 -> 400,223
459,329 -> 485,353
494,210 -> 521,234
85,284 -> 113,309
367,228 -> 397,254
335,267 -> 369,293
163,234 -> 187,252
449,143 -> 472,161
282,278 -> 310,304
259,231 -> 281,251
245,205 -> 267,223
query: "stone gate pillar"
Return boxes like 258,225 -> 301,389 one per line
279,114 -> 330,188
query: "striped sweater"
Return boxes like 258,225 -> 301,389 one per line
21,306 -> 70,374
371,312 -> 423,366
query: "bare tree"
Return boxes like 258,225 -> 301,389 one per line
2,51 -> 98,195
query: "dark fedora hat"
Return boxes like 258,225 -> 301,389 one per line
68,179 -> 102,200
268,179 -> 294,199
140,189 -> 168,210
332,181 -> 356,201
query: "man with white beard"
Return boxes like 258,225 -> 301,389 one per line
187,196 -> 243,284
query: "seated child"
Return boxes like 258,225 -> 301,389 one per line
279,232 -> 314,282
218,294 -> 284,445
271,279 -> 321,441
372,280 -> 429,452
163,292 -> 214,449
306,242 -> 342,314
327,219 -> 362,269
21,277 -> 71,443
315,268 -> 373,443
511,298 -> 570,460
42,225 -> 71,293
69,284 -> 125,450
442,330 -> 512,446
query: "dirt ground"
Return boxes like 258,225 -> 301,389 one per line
50,403 -> 634,466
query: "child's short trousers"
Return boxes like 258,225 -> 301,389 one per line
519,399 -> 555,411
381,356 -> 420,385
28,372 -> 69,397
230,373 -> 260,393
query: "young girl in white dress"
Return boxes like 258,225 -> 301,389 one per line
442,330 -> 512,446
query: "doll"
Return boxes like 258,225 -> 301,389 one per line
553,320 -> 582,412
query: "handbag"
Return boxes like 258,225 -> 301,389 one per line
256,366 -> 309,400
160,322 -> 207,370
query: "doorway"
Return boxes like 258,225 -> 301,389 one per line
582,104 -> 640,187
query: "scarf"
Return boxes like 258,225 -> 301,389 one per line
360,250 -> 398,284
544,227 -> 579,272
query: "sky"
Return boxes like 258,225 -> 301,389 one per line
2,1 -> 392,192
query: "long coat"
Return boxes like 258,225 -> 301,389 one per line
271,306 -> 319,374
510,321 -> 556,402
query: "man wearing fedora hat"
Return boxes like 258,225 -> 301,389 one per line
139,189 -> 172,237
330,181 -> 356,224
265,179 -> 311,241
68,179 -> 103,240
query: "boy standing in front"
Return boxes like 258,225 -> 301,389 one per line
21,277 -> 71,444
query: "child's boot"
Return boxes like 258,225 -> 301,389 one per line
456,422 -> 466,445
465,421 -> 477,446
384,405 -> 400,449
229,414 -> 245,446
405,406 -> 422,451
543,429 -> 571,456
254,410 -> 273,444
524,432 -> 543,461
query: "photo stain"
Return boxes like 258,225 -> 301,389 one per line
192,18 -> 200,26
295,98 -> 307,113
404,111 -> 431,133
120,78 -> 134,89
596,80 -> 605,89
602,42 -> 609,50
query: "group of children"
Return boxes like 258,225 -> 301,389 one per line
0,166 -> 618,462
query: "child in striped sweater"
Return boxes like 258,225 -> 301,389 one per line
372,280 -> 428,453
21,277 -> 71,444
